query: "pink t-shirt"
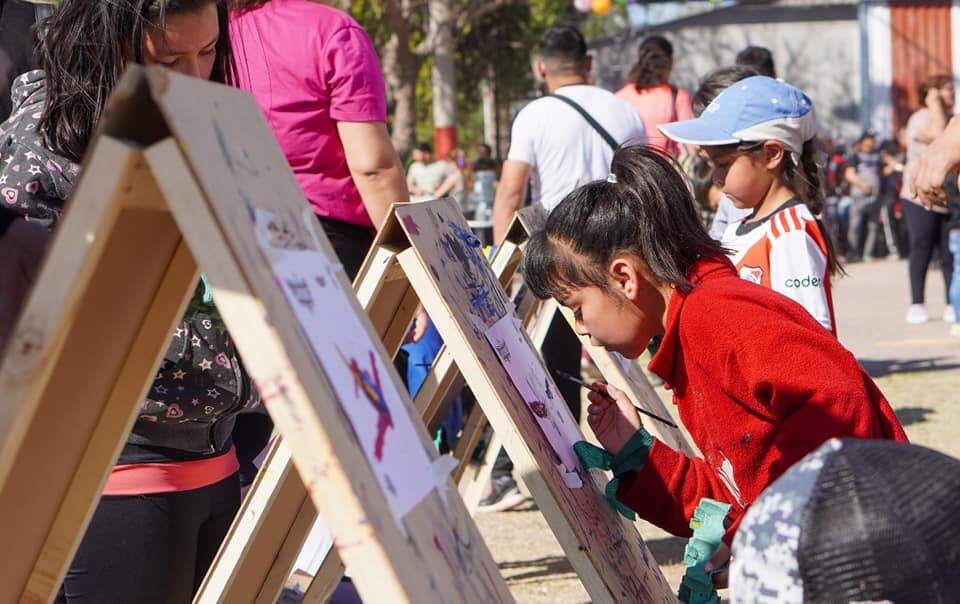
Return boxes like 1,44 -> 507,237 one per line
230,1 -> 387,227
616,83 -> 693,155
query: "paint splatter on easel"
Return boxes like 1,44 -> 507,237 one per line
432,521 -> 506,604
285,277 -> 315,313
431,216 -> 509,326
402,215 -> 421,236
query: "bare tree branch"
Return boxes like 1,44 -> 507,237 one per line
455,0 -> 516,32
382,0 -> 411,46
414,33 -> 435,58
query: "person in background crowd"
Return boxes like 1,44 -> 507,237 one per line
878,138 -> 907,259
945,174 -> 960,337
688,64 -> 758,240
406,141 -> 455,202
901,74 -> 955,324
486,24 -> 645,512
911,107 -> 960,338
822,137 -> 851,258
436,148 -> 465,208
735,45 -> 776,78
231,0 -> 409,276
844,131 -> 883,261
616,34 -> 692,156
470,142 -> 498,221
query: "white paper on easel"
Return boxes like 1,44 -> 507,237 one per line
267,247 -> 435,526
484,313 -> 583,487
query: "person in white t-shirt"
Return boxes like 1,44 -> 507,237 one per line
492,25 -> 647,242
481,25 -> 644,514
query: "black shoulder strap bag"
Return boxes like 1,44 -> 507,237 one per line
550,93 -> 619,151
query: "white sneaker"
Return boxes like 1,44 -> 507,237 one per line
906,304 -> 928,324
944,305 -> 956,323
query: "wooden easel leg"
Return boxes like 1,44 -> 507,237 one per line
300,548 -> 346,604
451,406 -> 488,483
196,243 -> 424,602
0,140 -> 199,602
458,431 -> 502,515
195,438 -> 315,604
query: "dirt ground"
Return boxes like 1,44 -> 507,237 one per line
474,258 -> 960,603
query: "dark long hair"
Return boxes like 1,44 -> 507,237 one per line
626,35 -> 673,91
37,0 -> 234,163
523,145 -> 724,300
720,138 -> 843,277
917,73 -> 953,108
783,139 -> 843,277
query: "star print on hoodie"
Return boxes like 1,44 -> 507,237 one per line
0,70 -> 78,232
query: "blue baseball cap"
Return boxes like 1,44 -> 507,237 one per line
659,76 -> 818,155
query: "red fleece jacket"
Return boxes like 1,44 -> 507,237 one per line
616,255 -> 908,543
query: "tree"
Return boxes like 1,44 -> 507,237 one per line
344,0 -> 613,159
345,0 -> 516,158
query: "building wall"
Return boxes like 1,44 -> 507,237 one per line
592,4 -> 864,142
889,1 -> 954,132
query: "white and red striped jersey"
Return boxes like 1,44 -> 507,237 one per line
721,200 -> 837,335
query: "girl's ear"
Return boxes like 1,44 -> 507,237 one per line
762,140 -> 787,169
608,256 -> 642,300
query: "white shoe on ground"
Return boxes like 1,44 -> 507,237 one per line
906,304 -> 928,324
944,305 -> 956,323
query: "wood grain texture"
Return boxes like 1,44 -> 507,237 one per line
0,136 -> 197,602
394,199 -> 675,603
136,66 -> 511,604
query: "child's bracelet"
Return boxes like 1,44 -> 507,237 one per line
573,427 -> 653,520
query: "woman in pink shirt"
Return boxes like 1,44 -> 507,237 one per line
616,35 -> 693,156
230,0 -> 408,280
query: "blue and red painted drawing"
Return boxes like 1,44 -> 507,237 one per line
340,349 -> 394,460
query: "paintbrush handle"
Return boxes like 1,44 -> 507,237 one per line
554,370 -> 678,429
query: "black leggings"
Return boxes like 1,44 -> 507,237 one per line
902,200 -> 952,304
63,473 -> 240,603
318,216 -> 375,281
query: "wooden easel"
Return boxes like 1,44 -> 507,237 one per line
451,205 -> 695,514
222,195 -> 678,602
0,66 -> 512,603
364,198 -> 675,602
195,204 -> 551,601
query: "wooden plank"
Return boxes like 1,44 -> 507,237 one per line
459,431 -> 502,515
394,199 -> 675,603
195,228 -> 427,602
139,66 -> 512,604
0,136 -> 197,602
254,493 -> 319,604
300,548 -> 346,604
451,406 -> 488,483
194,213 -> 434,602
195,439 -> 311,604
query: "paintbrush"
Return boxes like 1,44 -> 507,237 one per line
553,369 -> 679,429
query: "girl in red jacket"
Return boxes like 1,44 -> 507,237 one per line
521,144 -> 907,552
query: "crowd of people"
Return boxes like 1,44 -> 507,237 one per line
1,1 -> 960,602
